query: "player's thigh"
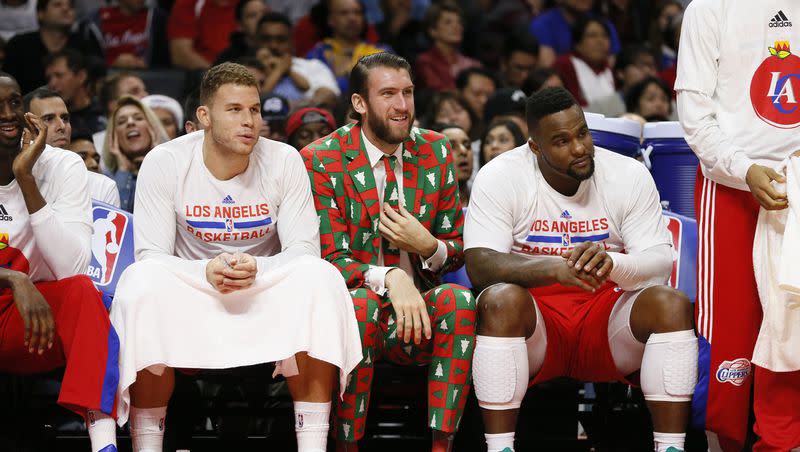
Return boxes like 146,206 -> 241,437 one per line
608,289 -> 646,377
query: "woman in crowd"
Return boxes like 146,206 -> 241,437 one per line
436,123 -> 473,205
624,75 -> 672,122
103,95 -> 169,211
427,90 -> 479,140
142,94 -> 184,139
554,16 -> 614,106
479,117 -> 525,167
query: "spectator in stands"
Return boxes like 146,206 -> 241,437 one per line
44,48 -> 105,134
99,72 -> 149,119
656,11 -> 682,91
522,68 -> 564,95
4,0 -> 102,93
479,116 -> 525,166
254,13 -> 340,108
499,32 -> 539,89
427,90 -> 478,140
286,106 -> 336,151
648,0 -> 682,71
586,44 -> 657,118
528,0 -> 620,67
456,67 -> 498,122
437,123 -> 473,205
83,0 -> 169,68
215,0 -> 268,63
103,95 -> 168,211
143,94 -> 184,140
0,71 -> 119,452
554,16 -> 614,107
415,1 -> 480,91
183,89 -> 202,133
306,0 -> 390,94
483,87 -> 528,137
167,0 -> 239,70
375,0 -> 428,64
0,0 -> 38,41
69,129 -> 100,172
292,0 -> 382,59
235,55 -> 269,90
624,76 -> 671,122
260,93 -> 290,142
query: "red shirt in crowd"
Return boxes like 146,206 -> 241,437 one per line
98,7 -> 151,65
167,0 -> 237,64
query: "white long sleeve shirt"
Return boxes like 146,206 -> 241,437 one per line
0,145 -> 92,282
676,0 -> 800,190
133,131 -> 320,280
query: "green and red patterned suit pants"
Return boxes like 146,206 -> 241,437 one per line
334,284 -> 477,442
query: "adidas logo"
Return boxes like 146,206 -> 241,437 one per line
770,10 -> 792,27
0,204 -> 11,221
560,210 -> 572,219
222,195 -> 235,204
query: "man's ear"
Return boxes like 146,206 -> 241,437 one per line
197,105 -> 211,129
527,137 -> 540,156
351,93 -> 367,116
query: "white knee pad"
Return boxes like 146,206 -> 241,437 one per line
640,330 -> 698,402
473,335 -> 529,410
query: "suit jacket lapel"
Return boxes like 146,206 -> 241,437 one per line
401,132 -> 423,217
343,123 -> 382,234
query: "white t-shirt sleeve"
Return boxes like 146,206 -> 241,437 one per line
133,148 -> 210,276
464,162 -> 516,253
254,148 -> 320,277
29,152 -> 92,279
91,172 -> 121,207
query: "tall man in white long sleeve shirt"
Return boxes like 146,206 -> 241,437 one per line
676,2 -> 800,450
0,72 -> 119,452
109,63 -> 362,452
464,87 -> 697,452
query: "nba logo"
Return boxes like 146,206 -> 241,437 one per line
561,233 -> 571,247
225,218 -> 233,232
88,206 -> 130,287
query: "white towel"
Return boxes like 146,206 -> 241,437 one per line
752,156 -> 800,372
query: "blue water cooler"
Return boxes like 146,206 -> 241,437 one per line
643,122 -> 699,219
585,112 -> 642,158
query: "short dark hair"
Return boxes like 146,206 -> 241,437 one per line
199,62 -> 259,104
522,68 -> 561,95
183,89 -> 201,124
624,76 -> 672,117
44,48 -> 88,74
614,44 -> 656,73
348,52 -> 411,121
70,127 -> 94,143
424,0 -> 462,33
571,16 -> 610,49
525,87 -> 579,133
503,32 -> 539,60
23,87 -> 62,112
257,11 -> 292,30
235,0 -> 263,22
37,0 -> 72,12
455,67 -> 498,91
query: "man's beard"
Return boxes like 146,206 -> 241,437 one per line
567,157 -> 595,181
365,112 -> 413,145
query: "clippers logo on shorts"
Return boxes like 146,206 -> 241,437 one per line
750,40 -> 800,128
716,358 -> 751,386
521,213 -> 610,255
88,207 -> 130,286
0,204 -> 11,221
184,196 -> 273,242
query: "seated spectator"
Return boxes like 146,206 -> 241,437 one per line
44,48 -> 105,134
215,0 -> 268,63
415,1 -> 480,91
0,0 -> 38,41
528,0 -> 620,67
479,116 -> 525,166
456,67 -> 498,122
657,11 -> 682,92
103,95 -> 169,211
235,55 -> 269,90
436,122 -> 473,205
84,0 -> 169,68
376,0 -> 428,64
624,76 -> 672,122
483,87 -> 528,136
254,12 -> 339,107
292,0 -> 382,58
98,72 -> 150,119
305,0 -> 390,94
586,44 -> 657,118
183,89 -> 202,133
499,32 -> 539,89
167,0 -> 238,70
69,129 -> 100,172
286,107 -> 336,151
260,93 -> 290,142
554,16 -> 614,107
648,0 -> 682,71
522,67 -> 565,94
427,90 -> 478,140
4,0 -> 102,93
142,94 -> 184,140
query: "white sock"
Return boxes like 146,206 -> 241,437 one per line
653,431 -> 685,451
485,432 -> 515,452
294,401 -> 330,452
130,406 -> 167,452
86,410 -> 117,452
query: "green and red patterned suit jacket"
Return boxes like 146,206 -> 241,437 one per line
300,122 -> 465,290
